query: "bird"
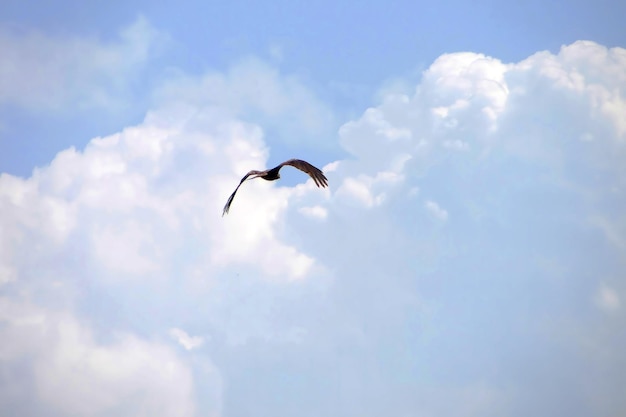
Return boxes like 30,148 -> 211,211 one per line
222,158 -> 328,215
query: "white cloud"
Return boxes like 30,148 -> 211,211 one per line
268,43 -> 285,61
594,283 -> 621,312
443,139 -> 470,151
2,37 -> 626,417
170,328 -> 204,350
91,220 -> 160,276
589,215 -> 626,256
154,57 -> 335,146
0,298 -> 195,417
0,95 -> 322,413
298,205 -> 328,220
0,264 -> 15,285
335,171 -> 401,208
335,41 -> 626,213
318,43 -> 626,416
337,176 -> 379,207
0,16 -> 162,111
425,200 -> 449,221
0,103 -> 322,285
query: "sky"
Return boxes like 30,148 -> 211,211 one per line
0,1 -> 625,417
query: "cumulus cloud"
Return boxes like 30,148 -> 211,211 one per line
2,38 -> 626,417
1,104 -> 321,285
0,16 -> 163,111
0,298 -> 195,417
0,79 -> 325,414
309,40 -> 625,416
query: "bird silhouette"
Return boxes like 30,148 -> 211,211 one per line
222,159 -> 328,215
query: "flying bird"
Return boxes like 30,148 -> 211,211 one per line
223,158 -> 328,215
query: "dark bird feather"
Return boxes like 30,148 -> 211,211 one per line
222,159 -> 328,215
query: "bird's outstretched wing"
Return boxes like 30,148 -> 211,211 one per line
222,172 -> 255,216
223,160 -> 328,216
279,159 -> 328,188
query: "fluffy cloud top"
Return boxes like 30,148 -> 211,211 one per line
1,39 -> 625,417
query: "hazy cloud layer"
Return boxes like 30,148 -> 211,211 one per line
0,16 -> 162,111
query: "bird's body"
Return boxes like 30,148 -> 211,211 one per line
222,159 -> 328,215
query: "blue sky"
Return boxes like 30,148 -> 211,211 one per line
1,2 -> 625,417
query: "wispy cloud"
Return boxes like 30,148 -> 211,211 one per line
153,57 -> 335,147
425,200 -> 449,221
0,16 -> 163,111
170,328 -> 204,350
595,283 -> 621,313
